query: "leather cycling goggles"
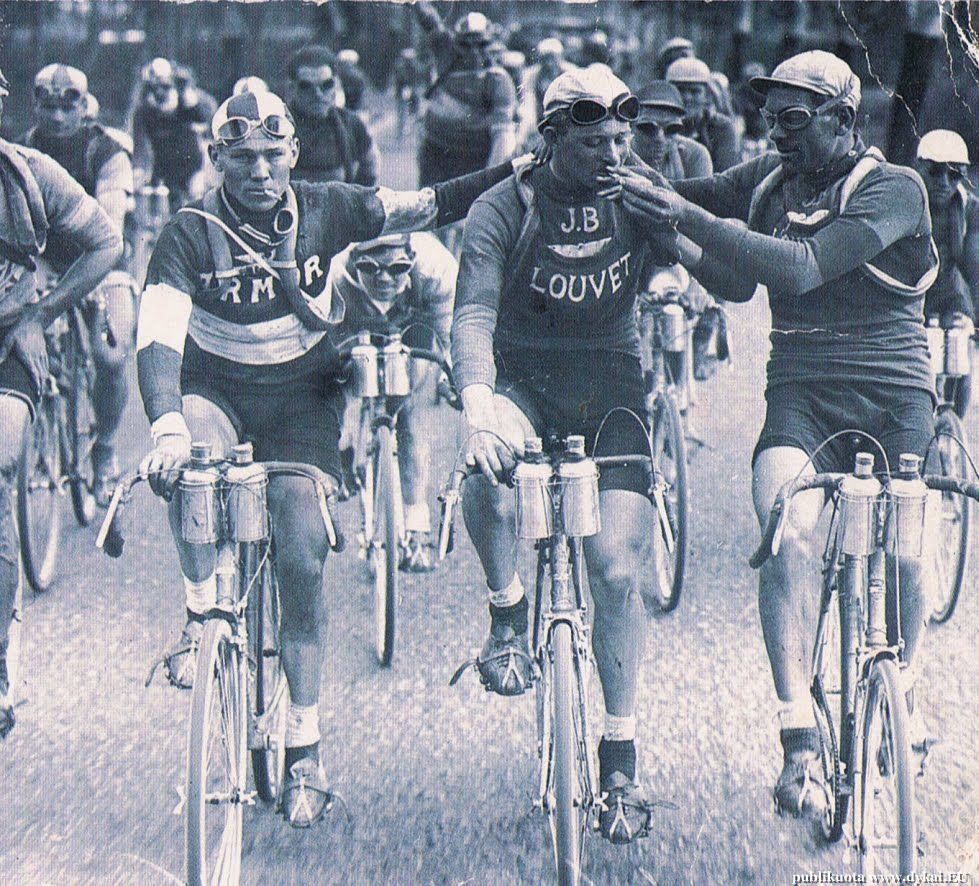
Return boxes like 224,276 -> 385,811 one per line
34,85 -> 84,110
922,160 -> 967,182
543,93 -> 640,128
761,95 -> 843,131
355,257 -> 415,277
215,113 -> 296,145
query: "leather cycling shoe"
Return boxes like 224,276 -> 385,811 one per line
92,442 -> 120,509
163,617 -> 204,690
773,751 -> 829,819
279,757 -> 334,828
598,771 -> 652,844
400,530 -> 436,573
475,623 -> 535,696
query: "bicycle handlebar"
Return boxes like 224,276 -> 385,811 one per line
96,460 -> 343,559
749,471 -> 979,569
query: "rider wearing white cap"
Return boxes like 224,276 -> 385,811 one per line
666,57 -> 740,171
611,48 -> 940,820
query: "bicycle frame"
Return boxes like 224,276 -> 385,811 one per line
636,293 -> 694,415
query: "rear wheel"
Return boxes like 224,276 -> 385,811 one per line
1,550 -> 24,736
186,618 -> 246,886
645,392 -> 688,613
372,425 -> 399,667
17,396 -> 63,592
245,546 -> 287,804
925,407 -> 971,624
64,312 -> 97,526
856,658 -> 916,878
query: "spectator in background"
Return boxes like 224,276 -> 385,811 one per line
336,49 -> 368,115
915,129 -> 979,417
580,30 -> 611,68
523,38 -> 575,122
412,3 -> 517,185
666,57 -> 740,172
732,61 -> 769,153
285,45 -> 377,186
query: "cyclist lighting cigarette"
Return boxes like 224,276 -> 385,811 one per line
452,65 -> 683,844
607,51 -> 939,819
134,87 -> 530,827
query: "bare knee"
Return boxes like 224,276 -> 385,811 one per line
463,475 -> 513,523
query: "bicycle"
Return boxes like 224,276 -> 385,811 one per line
341,331 -> 453,667
635,266 -> 691,613
923,315 -> 973,624
751,448 -> 979,877
442,435 -> 661,886
17,295 -> 104,592
96,443 -> 342,886
0,517 -> 25,739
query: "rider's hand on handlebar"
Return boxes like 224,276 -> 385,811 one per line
139,434 -> 191,499
461,385 -> 522,486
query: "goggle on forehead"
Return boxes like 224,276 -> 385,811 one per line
215,113 -> 296,145
545,93 -> 640,129
34,84 -> 84,110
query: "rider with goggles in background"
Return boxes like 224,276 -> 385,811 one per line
19,63 -> 137,504
135,87 -> 530,829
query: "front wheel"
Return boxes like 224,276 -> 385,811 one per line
64,311 -> 97,526
645,392 -> 689,613
546,622 -> 589,886
855,658 -> 916,878
17,397 -> 63,592
371,424 -> 400,667
186,619 -> 246,886
925,407 -> 971,624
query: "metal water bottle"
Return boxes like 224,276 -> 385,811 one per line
945,323 -> 971,377
926,317 -> 945,377
382,336 -> 411,396
350,332 -> 380,397
661,303 -> 687,353
226,442 -> 270,542
885,453 -> 928,558
513,437 -> 553,539
838,452 -> 881,556
179,442 -> 221,544
558,436 -> 601,537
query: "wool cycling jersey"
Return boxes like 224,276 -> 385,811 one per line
676,147 -> 936,394
925,184 -> 979,319
452,164 -> 680,391
291,106 -> 377,186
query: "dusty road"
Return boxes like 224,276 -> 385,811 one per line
1,101 -> 977,886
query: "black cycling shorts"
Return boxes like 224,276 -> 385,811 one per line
0,345 -> 39,422
495,348 -> 649,494
753,380 -> 935,475
183,372 -> 344,483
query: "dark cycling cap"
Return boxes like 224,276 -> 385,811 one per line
635,80 -> 686,116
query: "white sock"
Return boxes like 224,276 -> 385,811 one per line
604,713 -> 636,742
183,574 -> 216,616
488,573 -> 525,609
285,701 -> 321,748
404,502 -> 431,533
777,699 -> 816,731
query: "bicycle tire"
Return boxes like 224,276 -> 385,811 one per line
926,406 -> 971,624
856,658 -> 916,878
372,424 -> 399,667
2,551 -> 25,730
548,621 -> 587,886
64,312 -> 96,526
186,618 -> 246,886
17,398 -> 63,592
811,675 -> 844,843
247,547 -> 287,804
646,391 -> 689,613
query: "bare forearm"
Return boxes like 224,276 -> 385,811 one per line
38,242 -> 123,326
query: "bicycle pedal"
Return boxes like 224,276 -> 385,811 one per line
448,656 -> 477,687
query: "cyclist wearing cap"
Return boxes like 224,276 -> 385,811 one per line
0,69 -> 123,738
654,37 -> 694,80
518,38 -> 576,145
285,45 -> 377,186
135,86 -> 525,826
132,58 -> 217,210
452,65 -> 680,845
329,232 -> 457,571
915,129 -> 979,417
413,1 -> 517,186
666,57 -> 740,172
613,50 -> 939,821
19,63 -> 137,504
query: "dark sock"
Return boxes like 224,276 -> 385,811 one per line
489,596 -> 528,635
285,742 -> 319,770
185,608 -> 207,624
599,737 -> 636,783
780,727 -> 819,757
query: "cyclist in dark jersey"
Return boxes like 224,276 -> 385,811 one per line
612,51 -> 938,821
20,64 -> 136,504
136,88 -> 525,827
915,129 -> 978,417
0,68 -> 123,738
452,66 -> 680,844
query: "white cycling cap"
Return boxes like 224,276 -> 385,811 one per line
751,50 -> 861,111
917,129 -> 970,165
537,38 -> 564,57
35,64 -> 88,97
233,76 -> 270,96
542,65 -> 631,118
